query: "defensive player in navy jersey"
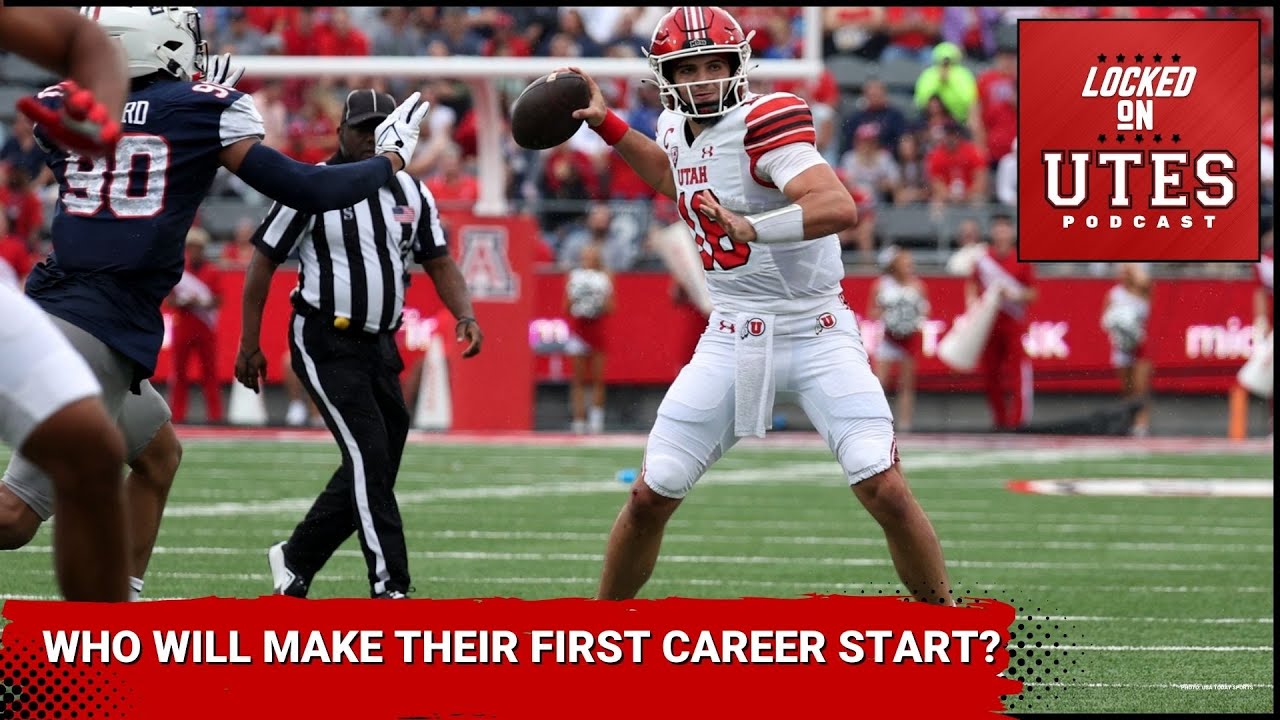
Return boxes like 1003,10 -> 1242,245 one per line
0,4 -> 132,601
0,6 -> 431,600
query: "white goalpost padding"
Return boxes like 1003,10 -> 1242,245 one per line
234,7 -> 825,216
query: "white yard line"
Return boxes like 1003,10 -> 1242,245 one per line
1020,682 -> 1273,690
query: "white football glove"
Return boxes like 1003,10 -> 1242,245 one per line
203,52 -> 244,88
374,92 -> 431,168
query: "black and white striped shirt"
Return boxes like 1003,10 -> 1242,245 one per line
252,165 -> 447,334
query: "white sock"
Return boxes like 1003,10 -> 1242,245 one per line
588,406 -> 605,433
129,576 -> 145,602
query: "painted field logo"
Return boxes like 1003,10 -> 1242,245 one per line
1018,19 -> 1260,261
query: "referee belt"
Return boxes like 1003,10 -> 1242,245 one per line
291,294 -> 389,338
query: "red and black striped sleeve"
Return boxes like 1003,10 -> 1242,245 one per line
743,93 -> 816,163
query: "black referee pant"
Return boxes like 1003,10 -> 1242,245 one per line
284,309 -> 411,597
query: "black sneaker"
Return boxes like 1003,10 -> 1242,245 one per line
267,541 -> 309,598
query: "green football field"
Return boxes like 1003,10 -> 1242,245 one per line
1,432 -> 1272,714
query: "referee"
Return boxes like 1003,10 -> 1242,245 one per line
234,89 -> 483,599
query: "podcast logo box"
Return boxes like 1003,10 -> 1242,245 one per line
1018,20 -> 1260,262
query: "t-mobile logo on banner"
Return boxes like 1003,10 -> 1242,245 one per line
1018,19 -> 1260,261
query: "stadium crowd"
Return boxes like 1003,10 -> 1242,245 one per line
0,5 -> 1274,276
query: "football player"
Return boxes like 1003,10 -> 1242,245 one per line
564,6 -> 954,605
0,5 -> 131,601
0,6 -> 430,600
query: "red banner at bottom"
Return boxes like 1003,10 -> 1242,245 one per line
0,596 -> 1019,719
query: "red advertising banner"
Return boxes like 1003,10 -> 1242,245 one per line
532,273 -> 1264,394
158,267 -> 1261,408
0,596 -> 1019,719
1018,19 -> 1260,261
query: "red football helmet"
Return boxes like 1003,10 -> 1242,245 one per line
645,7 -> 755,119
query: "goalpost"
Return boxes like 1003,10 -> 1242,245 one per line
234,7 -> 826,217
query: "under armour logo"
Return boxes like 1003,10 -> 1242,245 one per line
701,146 -> 714,158
716,320 -> 736,334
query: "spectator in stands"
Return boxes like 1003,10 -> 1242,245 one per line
995,138 -> 1017,209
216,8 -> 267,56
0,165 -> 42,250
428,8 -> 485,56
881,7 -> 943,64
823,6 -> 887,59
549,9 -> 601,57
0,213 -> 33,290
251,79 -> 290,153
316,9 -> 370,56
558,202 -> 637,272
926,121 -> 988,208
838,184 -> 877,262
840,123 -> 903,206
966,213 -> 1036,431
913,94 -> 955,152
280,7 -> 333,56
945,216 -> 987,277
892,132 -> 931,206
0,114 -> 47,186
971,44 -> 1018,171
564,241 -> 614,434
913,42 -> 978,123
941,7 -> 1002,61
505,7 -> 560,57
538,144 -> 600,237
370,7 -> 426,56
166,228 -> 223,425
425,143 -> 479,212
1262,96 -> 1274,210
845,78 -> 909,159
220,218 -> 257,270
483,12 -> 533,57
1101,263 -> 1153,437
868,245 -> 930,432
288,86 -> 340,165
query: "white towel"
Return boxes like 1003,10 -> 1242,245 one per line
734,312 -> 777,438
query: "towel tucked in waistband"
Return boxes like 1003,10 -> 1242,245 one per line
734,312 -> 777,438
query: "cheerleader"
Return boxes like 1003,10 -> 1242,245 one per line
564,242 -> 615,434
1101,263 -> 1153,436
867,245 -> 930,432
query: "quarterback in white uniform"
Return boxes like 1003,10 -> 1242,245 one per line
563,6 -> 953,605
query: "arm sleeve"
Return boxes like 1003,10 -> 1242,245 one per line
219,93 -> 266,146
250,200 -> 313,265
413,180 -> 448,263
235,142 -> 395,214
754,143 -> 827,195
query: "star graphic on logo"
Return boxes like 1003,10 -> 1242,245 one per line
1172,53 -> 1181,62
1097,133 -> 1107,142
1153,134 -> 1163,143
1153,53 -> 1163,62
1115,53 -> 1126,62
1134,53 -> 1145,62
1116,134 -> 1125,142
1172,133 -> 1181,143
1097,53 -> 1107,62
1135,133 -> 1144,142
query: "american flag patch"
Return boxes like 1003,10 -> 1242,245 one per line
392,205 -> 416,223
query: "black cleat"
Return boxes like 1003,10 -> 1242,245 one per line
267,542 -> 309,598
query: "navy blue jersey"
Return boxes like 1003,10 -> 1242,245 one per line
26,78 -> 264,379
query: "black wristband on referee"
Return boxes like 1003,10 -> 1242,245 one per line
455,316 -> 477,326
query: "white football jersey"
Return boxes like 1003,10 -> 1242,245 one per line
657,92 -> 844,316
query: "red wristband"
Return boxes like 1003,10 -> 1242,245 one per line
592,109 -> 629,146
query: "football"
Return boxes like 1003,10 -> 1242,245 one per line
510,71 -> 591,150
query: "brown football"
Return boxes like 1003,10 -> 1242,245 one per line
510,71 -> 591,150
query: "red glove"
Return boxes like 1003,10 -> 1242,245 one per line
16,80 -> 122,157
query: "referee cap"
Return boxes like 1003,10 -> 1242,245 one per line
343,89 -> 397,126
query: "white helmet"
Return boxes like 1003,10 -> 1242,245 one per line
83,6 -> 208,81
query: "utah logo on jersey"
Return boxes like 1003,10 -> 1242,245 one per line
458,227 -> 518,301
